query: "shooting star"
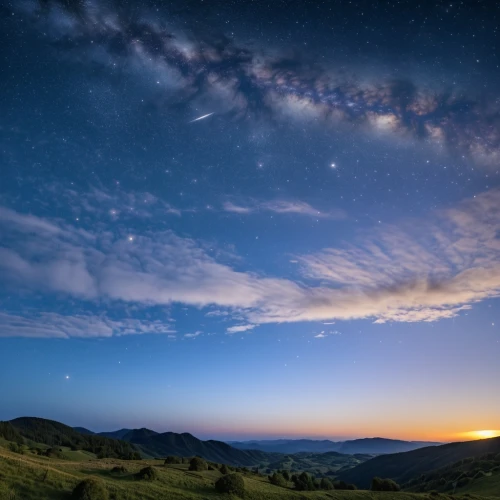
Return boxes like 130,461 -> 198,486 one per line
188,112 -> 214,123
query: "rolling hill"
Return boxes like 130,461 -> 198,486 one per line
339,436 -> 500,489
7,417 -> 139,460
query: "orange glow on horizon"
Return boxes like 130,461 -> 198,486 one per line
459,430 -> 500,440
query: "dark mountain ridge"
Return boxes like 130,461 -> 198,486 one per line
338,435 -> 500,489
7,417 -> 139,460
228,437 -> 440,455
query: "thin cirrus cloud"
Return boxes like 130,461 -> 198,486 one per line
0,312 -> 176,339
226,324 -> 257,334
0,187 -> 500,338
223,200 -> 346,219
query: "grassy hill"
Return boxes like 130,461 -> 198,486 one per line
266,451 -> 371,476
6,418 -> 139,460
0,439 -> 446,500
403,451 -> 500,494
339,437 -> 500,489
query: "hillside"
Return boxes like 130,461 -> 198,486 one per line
117,429 -> 282,465
0,438 -> 445,500
229,438 -> 439,455
404,450 -> 500,493
339,436 -> 500,489
7,417 -> 139,460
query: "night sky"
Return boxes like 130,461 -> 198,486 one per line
1,0 -> 499,442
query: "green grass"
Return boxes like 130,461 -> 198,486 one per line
0,442 -> 494,500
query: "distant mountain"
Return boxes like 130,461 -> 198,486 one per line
229,437 -> 440,455
8,417 -> 139,460
108,428 -> 280,466
98,429 -> 135,440
338,436 -> 500,489
73,427 -> 94,435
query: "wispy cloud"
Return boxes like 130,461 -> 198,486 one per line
1,187 -> 500,337
226,324 -> 257,334
0,312 -> 176,339
223,199 -> 346,219
184,331 -> 202,338
314,332 -> 327,338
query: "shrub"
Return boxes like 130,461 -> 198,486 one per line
45,447 -> 64,459
293,472 -> 315,491
189,457 -> 208,471
220,464 -> 230,474
371,477 -> 401,491
320,477 -> 334,490
164,455 -> 182,464
72,478 -> 109,500
110,466 -> 127,474
136,466 -> 158,481
215,473 -> 245,497
282,470 -> 290,481
268,472 -> 287,487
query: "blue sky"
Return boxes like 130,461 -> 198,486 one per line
0,0 -> 499,441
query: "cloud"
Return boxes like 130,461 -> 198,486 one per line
223,199 -> 345,219
12,0 -> 500,168
314,332 -> 327,338
226,324 -> 257,334
1,187 -> 500,336
0,312 -> 176,339
184,331 -> 202,338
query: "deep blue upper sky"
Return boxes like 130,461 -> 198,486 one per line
0,0 -> 499,441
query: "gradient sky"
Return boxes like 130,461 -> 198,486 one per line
0,0 -> 499,442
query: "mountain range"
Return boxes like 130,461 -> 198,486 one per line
228,437 -> 440,455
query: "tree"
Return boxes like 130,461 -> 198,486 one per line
268,472 -> 287,487
164,455 -> 182,464
189,457 -> 208,471
320,477 -> 334,490
371,477 -> 401,491
215,473 -> 245,497
220,464 -> 230,474
72,478 -> 109,500
293,471 -> 315,491
136,466 -> 158,481
283,470 -> 290,481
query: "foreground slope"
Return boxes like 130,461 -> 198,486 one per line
340,436 -> 500,489
0,442 -> 441,500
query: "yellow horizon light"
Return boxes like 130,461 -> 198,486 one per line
461,430 -> 500,440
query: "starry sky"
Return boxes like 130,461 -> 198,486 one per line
0,0 -> 499,442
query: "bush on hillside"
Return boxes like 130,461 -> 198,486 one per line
189,457 -> 208,471
282,470 -> 290,481
164,455 -> 182,464
220,464 -> 230,474
371,476 -> 401,491
136,466 -> 158,481
45,447 -> 64,459
72,478 -> 109,500
320,477 -> 334,490
293,471 -> 315,491
268,472 -> 287,487
110,466 -> 127,474
215,473 -> 245,497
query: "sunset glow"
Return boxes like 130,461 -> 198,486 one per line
460,430 -> 500,440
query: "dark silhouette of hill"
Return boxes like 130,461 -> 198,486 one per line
105,429 -> 280,465
8,417 -> 139,460
73,427 -> 94,435
229,437 -> 439,455
339,436 -> 500,489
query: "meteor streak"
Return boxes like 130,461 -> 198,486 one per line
189,112 -> 214,123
